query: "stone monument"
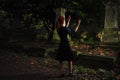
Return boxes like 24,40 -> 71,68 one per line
102,1 -> 119,42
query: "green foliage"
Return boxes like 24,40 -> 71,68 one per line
77,51 -> 82,55
73,65 -> 114,79
97,68 -> 114,78
72,1 -> 79,6
0,9 -> 10,40
0,0 -> 106,41
77,66 -> 96,74
0,9 -> 10,29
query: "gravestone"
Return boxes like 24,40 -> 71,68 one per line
102,1 -> 119,42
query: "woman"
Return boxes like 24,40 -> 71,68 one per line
56,15 -> 81,77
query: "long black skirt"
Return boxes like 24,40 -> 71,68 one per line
56,42 -> 77,62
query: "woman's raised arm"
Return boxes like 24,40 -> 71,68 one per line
66,15 -> 71,27
74,19 -> 81,32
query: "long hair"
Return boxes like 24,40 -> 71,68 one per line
56,16 -> 65,29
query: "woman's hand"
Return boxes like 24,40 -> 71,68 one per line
67,15 -> 71,21
77,19 -> 81,25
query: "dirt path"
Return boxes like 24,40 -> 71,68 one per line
0,49 -> 78,80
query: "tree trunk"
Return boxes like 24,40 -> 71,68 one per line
53,8 -> 67,40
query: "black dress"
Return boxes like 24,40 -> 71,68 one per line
56,26 -> 75,62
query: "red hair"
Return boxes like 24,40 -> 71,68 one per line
56,16 -> 65,29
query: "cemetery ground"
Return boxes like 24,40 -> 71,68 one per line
0,40 -> 119,80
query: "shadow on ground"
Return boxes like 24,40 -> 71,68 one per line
0,73 -> 59,80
